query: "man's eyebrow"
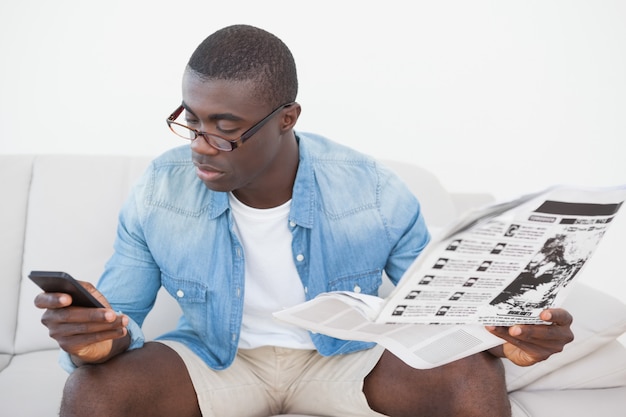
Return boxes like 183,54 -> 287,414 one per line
181,102 -> 243,122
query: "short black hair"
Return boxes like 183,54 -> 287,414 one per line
187,24 -> 298,108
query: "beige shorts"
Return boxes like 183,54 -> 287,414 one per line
158,340 -> 387,417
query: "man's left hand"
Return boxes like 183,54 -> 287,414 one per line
486,308 -> 574,366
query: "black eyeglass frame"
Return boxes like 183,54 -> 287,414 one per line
166,102 -> 295,151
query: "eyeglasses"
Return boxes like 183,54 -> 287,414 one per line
166,102 -> 295,152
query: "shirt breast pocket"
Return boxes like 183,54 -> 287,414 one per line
327,270 -> 382,295
161,273 -> 208,304
160,273 -> 212,338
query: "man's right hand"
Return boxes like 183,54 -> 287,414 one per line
34,280 -> 130,366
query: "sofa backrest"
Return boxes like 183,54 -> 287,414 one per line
0,156 -> 34,357
0,154 -> 485,356
1,155 -> 152,354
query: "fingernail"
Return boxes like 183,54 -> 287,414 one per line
510,326 -> 522,336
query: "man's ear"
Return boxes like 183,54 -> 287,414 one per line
280,103 -> 301,132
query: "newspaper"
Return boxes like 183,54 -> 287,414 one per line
273,185 -> 626,368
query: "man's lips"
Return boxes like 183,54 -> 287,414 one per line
193,163 -> 225,182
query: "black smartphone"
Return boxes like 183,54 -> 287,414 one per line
28,270 -> 105,308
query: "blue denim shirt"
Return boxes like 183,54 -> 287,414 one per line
63,132 -> 430,371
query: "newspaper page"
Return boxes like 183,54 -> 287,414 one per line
272,292 -> 504,369
273,185 -> 625,368
377,185 -> 626,326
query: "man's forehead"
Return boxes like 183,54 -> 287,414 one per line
181,74 -> 262,116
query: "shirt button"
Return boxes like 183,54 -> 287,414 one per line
289,221 -> 296,227
176,289 -> 185,298
354,285 -> 361,293
296,254 -> 305,262
304,286 -> 308,293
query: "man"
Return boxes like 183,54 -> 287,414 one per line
35,24 -> 574,417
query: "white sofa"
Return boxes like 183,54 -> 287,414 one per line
1,154 -> 625,417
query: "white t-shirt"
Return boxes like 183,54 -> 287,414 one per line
228,193 -> 315,350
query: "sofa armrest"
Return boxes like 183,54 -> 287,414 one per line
504,283 -> 626,392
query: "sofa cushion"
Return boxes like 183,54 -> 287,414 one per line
0,349 -> 67,417
509,387 -> 626,417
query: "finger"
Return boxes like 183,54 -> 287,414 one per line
34,292 -> 73,309
50,319 -> 128,341
488,323 -> 573,346
77,280 -> 112,309
55,325 -> 128,349
516,321 -> 572,339
487,326 -> 532,346
511,308 -> 574,344
43,305 -> 120,324
540,308 -> 573,326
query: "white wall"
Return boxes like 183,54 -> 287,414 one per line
1,1 -> 624,201
1,1 -> 625,322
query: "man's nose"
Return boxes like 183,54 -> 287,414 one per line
190,133 -> 220,155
